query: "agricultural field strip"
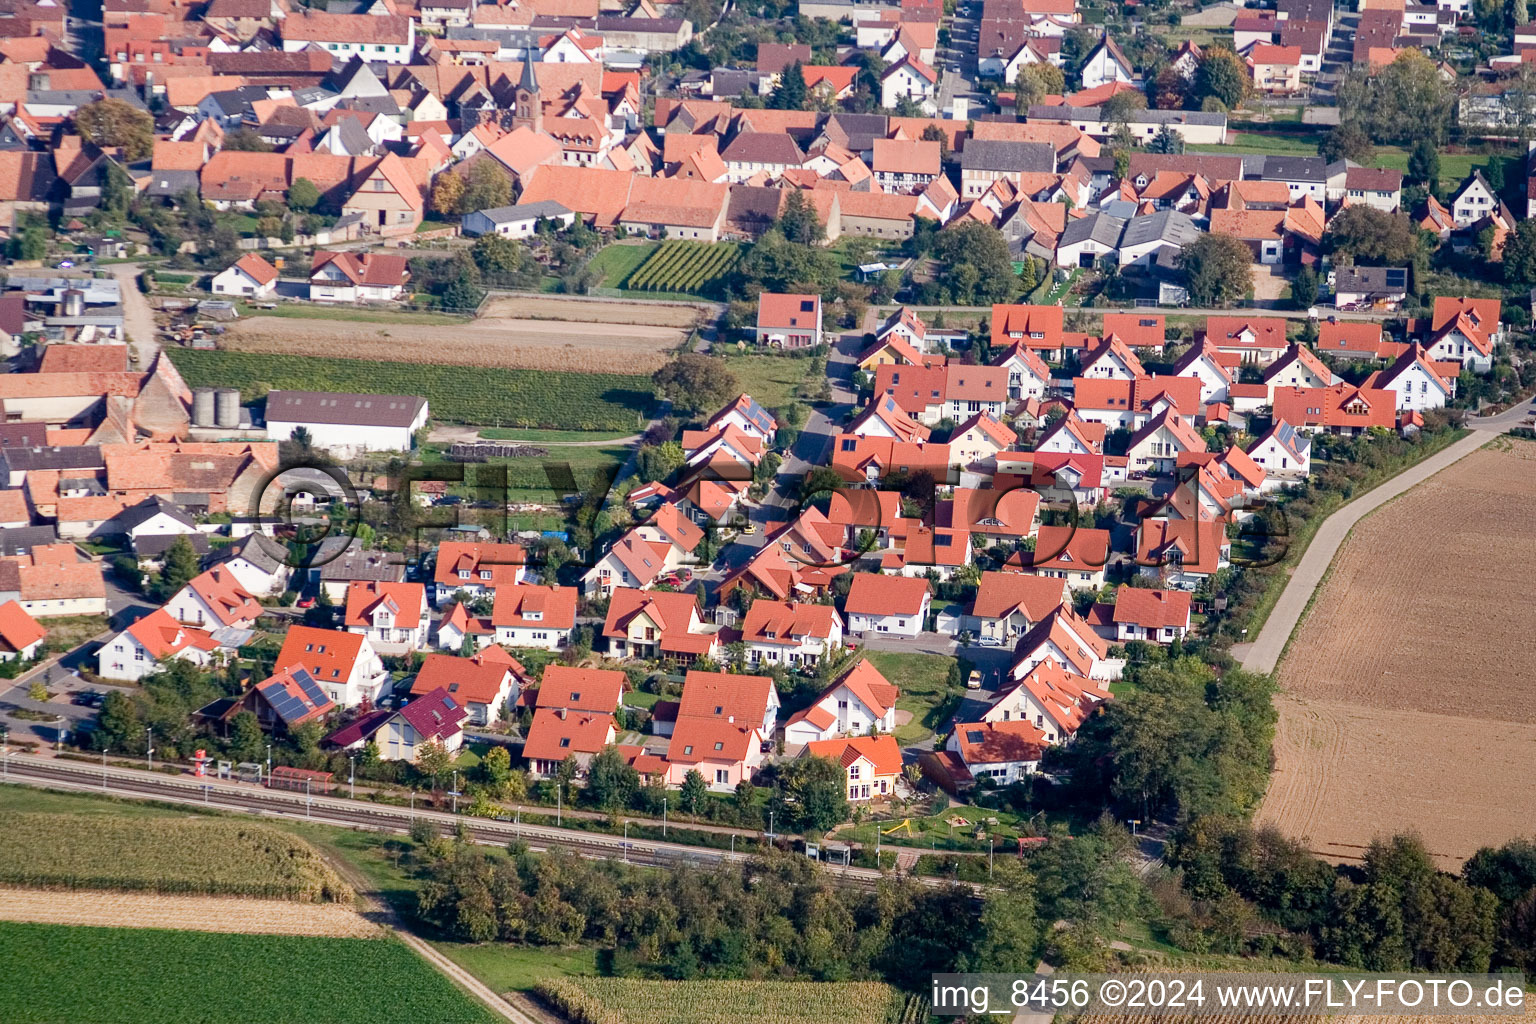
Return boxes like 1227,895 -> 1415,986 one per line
1258,442 -> 1536,867
169,349 -> 655,431
219,315 -> 687,376
626,241 -> 741,292
0,887 -> 379,938
537,977 -> 913,1024
0,812 -> 352,902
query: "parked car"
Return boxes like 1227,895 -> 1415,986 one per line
966,670 -> 983,689
976,636 -> 1003,648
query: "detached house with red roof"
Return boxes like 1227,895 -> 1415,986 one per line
165,567 -> 263,632
1365,344 -> 1455,413
410,647 -> 523,726
756,293 -> 823,349
1271,383 -> 1397,436
211,254 -> 279,299
1247,421 -> 1311,489
1135,518 -> 1231,590
964,571 -> 1068,643
343,580 -> 429,651
97,607 -> 228,682
602,587 -> 720,662
523,665 -> 624,777
1203,317 -> 1291,366
309,250 -> 412,304
275,625 -> 388,708
1100,587 -> 1192,644
783,658 -> 900,747
1425,296 -> 1499,373
1126,409 -> 1207,476
432,541 -> 527,605
664,670 -> 778,790
224,665 -> 335,737
491,583 -> 577,650
1010,524 -> 1111,591
983,660 -> 1109,744
340,153 -> 424,237
803,734 -> 903,801
329,686 -> 468,760
740,599 -> 844,668
844,573 -> 931,638
947,719 -> 1047,784
1008,605 -> 1121,682
0,600 -> 45,664
280,10 -> 415,63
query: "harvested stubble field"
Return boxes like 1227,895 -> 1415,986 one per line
482,295 -> 705,329
1257,440 -> 1536,868
0,887 -> 378,938
222,312 -> 686,375
0,812 -> 353,901
537,978 -> 917,1024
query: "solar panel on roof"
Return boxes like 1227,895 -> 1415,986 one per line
1385,269 -> 1406,287
292,669 -> 328,707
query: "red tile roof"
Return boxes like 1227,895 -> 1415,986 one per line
342,580 -> 425,630
536,665 -> 625,713
433,540 -> 526,589
971,571 -> 1066,621
397,686 -> 468,743
1110,587 -> 1192,629
411,649 -> 519,706
804,734 -> 902,776
953,720 -> 1047,766
523,706 -> 615,762
276,626 -> 369,685
186,567 -> 263,627
490,584 -> 577,630
0,599 -> 45,653
844,573 -> 929,616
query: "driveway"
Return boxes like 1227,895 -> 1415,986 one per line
108,263 -> 159,370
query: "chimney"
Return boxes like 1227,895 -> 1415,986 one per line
727,715 -> 734,724
557,707 -> 567,720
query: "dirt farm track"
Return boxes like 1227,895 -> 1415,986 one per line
221,310 -> 688,376
1257,439 -> 1536,868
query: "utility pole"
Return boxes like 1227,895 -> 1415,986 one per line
623,821 -> 629,863
989,838 -> 994,879
451,769 -> 459,815
305,777 -> 311,818
556,782 -> 562,826
102,748 -> 108,790
56,715 -> 64,752
146,728 -> 153,771
768,809 -> 774,842
663,798 -> 667,838
349,756 -> 356,799
265,743 -> 272,778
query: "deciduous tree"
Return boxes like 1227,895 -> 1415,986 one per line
288,177 -> 320,213
74,98 -> 154,160
651,354 -> 740,415
1178,232 -> 1254,307
1324,205 -> 1426,266
1193,48 -> 1248,111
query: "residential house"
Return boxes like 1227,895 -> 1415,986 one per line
96,607 -> 225,681
1426,296 -> 1499,372
1080,33 -> 1134,89
280,11 -> 416,63
1263,344 -> 1338,392
983,659 -> 1108,744
340,153 -> 424,237
783,658 -> 900,746
948,413 -> 1017,472
740,600 -> 844,668
226,665 -> 335,737
1126,409 -> 1207,475
0,600 -> 45,664
1271,382 -> 1399,435
1343,167 -> 1404,212
964,571 -> 1068,642
958,139 -> 1057,199
756,293 -> 823,348
881,55 -> 938,114
274,625 -> 389,708
491,583 -> 577,650
1248,44 -> 1303,93
602,587 -> 719,662
1246,421 -> 1311,488
308,251 -> 411,303
362,688 -> 468,761
409,647 -> 523,726
211,254 -> 279,299
872,363 -> 1009,425
343,580 -> 429,651
871,139 -> 941,193
1102,587 -> 1191,643
461,200 -> 576,239
947,719 -> 1047,784
843,573 -> 931,637
1203,317 -> 1291,366
435,601 -> 494,652
523,665 -> 624,776
664,670 -> 778,790
993,343 -> 1052,400
1451,170 -> 1499,228
1012,524 -> 1111,591
205,533 -> 292,598
802,734 -> 903,801
1135,517 -> 1231,589
1364,344 -> 1454,412
433,541 -> 527,605
1332,267 -> 1411,310
165,567 -> 263,631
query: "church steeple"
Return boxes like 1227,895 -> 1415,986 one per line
514,58 -> 542,132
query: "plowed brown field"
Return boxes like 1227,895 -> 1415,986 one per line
0,887 -> 380,937
1257,440 -> 1536,868
221,314 -> 686,375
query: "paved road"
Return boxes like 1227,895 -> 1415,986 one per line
1237,406 -> 1532,676
108,263 -> 159,371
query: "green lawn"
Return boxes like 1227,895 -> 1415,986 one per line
417,441 -> 632,505
862,650 -> 960,744
435,942 -> 598,993
478,428 -> 637,442
0,923 -> 500,1024
716,353 -> 819,410
0,784 -> 196,819
586,241 -> 658,289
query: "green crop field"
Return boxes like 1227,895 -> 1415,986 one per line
625,241 -> 742,296
0,813 -> 352,902
0,923 -> 500,1024
169,349 -> 657,430
587,241 -> 659,288
537,978 -> 916,1024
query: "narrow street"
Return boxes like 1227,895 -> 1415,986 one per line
107,263 -> 159,371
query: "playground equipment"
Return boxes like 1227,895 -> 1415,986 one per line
881,818 -> 914,837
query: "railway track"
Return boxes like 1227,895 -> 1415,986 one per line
0,754 -> 913,891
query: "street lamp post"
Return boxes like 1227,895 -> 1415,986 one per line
623,821 -> 629,863
989,838 -> 994,879
145,728 -> 153,771
662,798 -> 667,838
56,715 -> 64,752
102,748 -> 108,790
305,778 -> 311,818
265,744 -> 271,780
349,756 -> 356,799
556,782 -> 562,826
451,770 -> 458,815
